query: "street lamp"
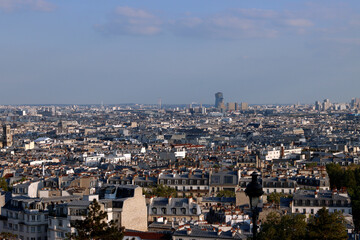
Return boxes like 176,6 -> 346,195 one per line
245,171 -> 264,240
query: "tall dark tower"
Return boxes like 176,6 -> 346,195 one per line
215,92 -> 224,109
3,124 -> 12,147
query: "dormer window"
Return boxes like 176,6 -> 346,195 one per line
152,208 -> 157,214
181,208 -> 186,214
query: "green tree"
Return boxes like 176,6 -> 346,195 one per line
307,207 -> 348,240
216,190 -> 235,198
0,178 -> 8,192
146,184 -> 177,198
267,192 -> 284,205
0,232 -> 17,240
67,199 -> 124,240
258,212 -> 307,240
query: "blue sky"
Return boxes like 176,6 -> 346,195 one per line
1,0 -> 360,105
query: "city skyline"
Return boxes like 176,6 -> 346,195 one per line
1,0 -> 360,105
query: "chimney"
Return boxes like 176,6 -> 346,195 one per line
187,228 -> 192,235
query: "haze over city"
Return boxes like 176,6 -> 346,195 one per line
1,0 -> 360,104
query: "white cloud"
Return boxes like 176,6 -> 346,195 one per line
96,6 -> 318,39
96,6 -> 162,36
0,0 -> 55,12
283,19 -> 314,27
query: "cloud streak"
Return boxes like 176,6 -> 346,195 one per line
95,6 -> 162,36
0,0 -> 55,12
95,4 -> 360,41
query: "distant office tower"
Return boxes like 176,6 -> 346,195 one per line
323,99 -> 331,111
227,102 -> 236,111
215,92 -> 224,108
240,102 -> 248,111
2,124 -> 12,147
58,121 -> 67,134
315,101 -> 321,111
351,98 -> 360,109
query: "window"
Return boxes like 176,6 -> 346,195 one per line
303,209 -> 306,214
161,208 -> 166,214
224,176 -> 233,184
311,209 -> 314,214
31,227 -> 35,233
59,219 -> 63,227
211,176 -> 220,184
37,226 -> 41,232
56,232 -> 64,238
181,208 -> 186,214
152,208 -> 157,214
171,208 -> 176,214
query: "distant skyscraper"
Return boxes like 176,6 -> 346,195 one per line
323,99 -> 331,111
240,102 -> 248,111
227,102 -> 236,111
2,124 -> 12,147
351,98 -> 360,109
215,92 -> 224,109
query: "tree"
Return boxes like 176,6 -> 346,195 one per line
145,184 -> 177,198
267,192 -> 284,205
216,190 -> 235,198
67,199 -> 124,240
0,178 -> 8,192
307,207 -> 348,240
258,212 -> 307,240
0,232 -> 17,240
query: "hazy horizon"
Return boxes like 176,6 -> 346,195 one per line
1,0 -> 360,105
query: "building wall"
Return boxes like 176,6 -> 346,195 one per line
120,188 -> 148,232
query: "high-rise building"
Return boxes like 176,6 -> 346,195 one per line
323,99 -> 331,111
351,98 -> 360,109
227,102 -> 236,111
215,92 -> 224,109
240,102 -> 248,111
2,124 -> 12,147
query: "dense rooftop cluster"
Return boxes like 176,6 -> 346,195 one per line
0,101 -> 359,239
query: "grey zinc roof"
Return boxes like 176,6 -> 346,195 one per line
173,226 -> 245,239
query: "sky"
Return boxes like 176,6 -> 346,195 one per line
0,0 -> 360,105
